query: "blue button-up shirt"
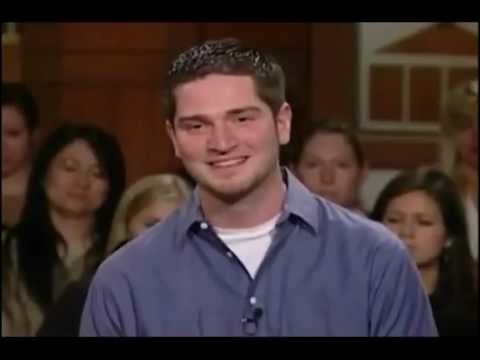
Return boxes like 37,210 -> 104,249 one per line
80,169 -> 437,336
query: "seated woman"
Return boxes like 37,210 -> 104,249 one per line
439,78 -> 478,262
370,168 -> 477,336
2,123 -> 126,336
36,173 -> 191,336
289,120 -> 368,215
107,173 -> 192,254
2,83 -> 40,232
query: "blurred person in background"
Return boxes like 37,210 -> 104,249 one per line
371,167 -> 477,336
36,173 -> 191,336
290,120 -> 368,215
2,83 -> 40,233
2,123 -> 126,336
439,78 -> 478,262
107,173 -> 192,254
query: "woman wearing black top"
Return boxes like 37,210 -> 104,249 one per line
371,168 -> 477,336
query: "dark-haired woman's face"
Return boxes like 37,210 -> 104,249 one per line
2,106 -> 33,178
44,139 -> 109,218
295,133 -> 365,209
382,190 -> 447,269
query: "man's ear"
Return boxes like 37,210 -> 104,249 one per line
276,102 -> 292,146
165,120 -> 180,158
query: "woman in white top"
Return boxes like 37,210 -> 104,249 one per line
440,78 -> 478,262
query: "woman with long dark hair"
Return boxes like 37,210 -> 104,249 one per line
371,167 -> 477,336
2,123 -> 126,336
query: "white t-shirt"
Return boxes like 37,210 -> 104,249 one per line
215,214 -> 281,278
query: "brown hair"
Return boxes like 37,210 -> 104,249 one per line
164,38 -> 286,122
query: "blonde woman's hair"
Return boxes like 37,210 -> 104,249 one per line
106,173 -> 192,255
439,78 -> 478,179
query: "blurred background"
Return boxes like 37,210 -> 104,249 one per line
2,22 -> 478,209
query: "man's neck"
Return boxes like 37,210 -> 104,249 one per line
200,167 -> 286,229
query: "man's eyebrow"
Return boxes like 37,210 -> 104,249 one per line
176,114 -> 208,123
177,107 -> 262,122
226,106 -> 262,115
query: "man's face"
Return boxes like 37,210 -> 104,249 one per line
167,74 -> 291,201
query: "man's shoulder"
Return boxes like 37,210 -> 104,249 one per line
316,197 -> 405,254
96,209 -> 186,282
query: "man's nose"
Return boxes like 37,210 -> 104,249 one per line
207,123 -> 237,153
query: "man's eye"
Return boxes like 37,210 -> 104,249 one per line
186,123 -> 203,130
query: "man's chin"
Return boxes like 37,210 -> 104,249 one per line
201,179 -> 253,203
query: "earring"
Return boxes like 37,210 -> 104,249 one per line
444,238 -> 453,248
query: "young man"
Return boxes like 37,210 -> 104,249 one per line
80,38 -> 437,336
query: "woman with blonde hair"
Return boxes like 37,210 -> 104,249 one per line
439,78 -> 477,262
106,173 -> 192,255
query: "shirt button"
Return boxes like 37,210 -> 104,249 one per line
249,296 -> 257,305
226,251 -> 233,258
200,222 -> 208,230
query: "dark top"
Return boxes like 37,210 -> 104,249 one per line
36,274 -> 93,337
429,277 -> 478,336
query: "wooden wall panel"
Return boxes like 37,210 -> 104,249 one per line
59,86 -> 116,129
369,65 -> 403,121
60,23 -> 198,51
60,53 -> 169,84
202,23 -> 309,49
22,52 -> 62,83
113,87 -> 174,183
20,23 -> 62,50
20,23 -> 63,142
270,50 -> 309,117
362,138 -> 438,169
2,45 -> 22,81
310,23 -> 356,123
410,67 -> 441,123
28,83 -> 63,140
19,22 -> 200,185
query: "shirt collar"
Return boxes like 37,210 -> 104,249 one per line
176,167 -> 320,240
177,188 -> 205,238
280,167 -> 320,235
